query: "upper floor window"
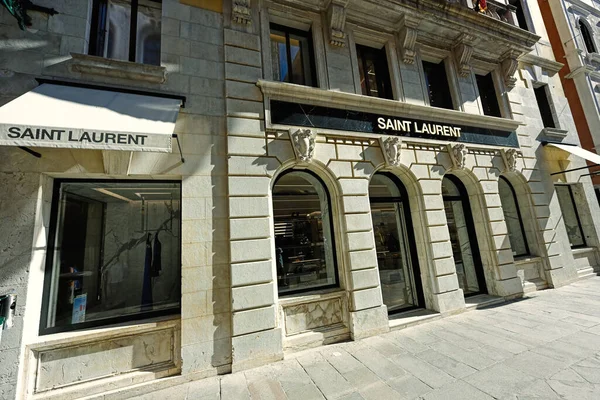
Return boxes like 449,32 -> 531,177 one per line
476,73 -> 502,117
422,60 -> 454,109
270,23 -> 316,87
534,85 -> 557,129
509,0 -> 531,31
89,0 -> 162,66
579,19 -> 597,53
356,44 -> 393,99
555,184 -> 586,248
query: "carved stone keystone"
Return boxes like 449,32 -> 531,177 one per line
449,143 -> 468,170
290,129 -> 316,163
503,148 -> 520,172
380,136 -> 402,167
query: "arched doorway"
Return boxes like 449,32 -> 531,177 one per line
442,175 -> 487,296
369,173 -> 424,313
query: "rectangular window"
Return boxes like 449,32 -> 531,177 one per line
534,85 -> 557,128
270,23 -> 316,87
509,0 -> 531,31
555,185 -> 586,248
476,73 -> 502,117
422,60 -> 454,109
356,44 -> 393,99
89,0 -> 162,65
41,180 -> 181,334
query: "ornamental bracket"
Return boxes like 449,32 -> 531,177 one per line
453,33 -> 475,78
232,0 -> 252,25
501,50 -> 522,90
326,0 -> 350,47
396,14 -> 421,64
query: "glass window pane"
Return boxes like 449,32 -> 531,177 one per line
369,174 -> 402,198
45,181 -> 181,331
422,60 -> 453,109
356,45 -> 392,99
476,73 -> 502,117
289,35 -> 306,85
270,31 -> 288,82
106,0 -> 131,61
136,0 -> 162,65
273,172 -> 337,294
556,185 -> 586,247
498,178 -> 528,256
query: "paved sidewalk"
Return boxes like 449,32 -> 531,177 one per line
133,277 -> 600,400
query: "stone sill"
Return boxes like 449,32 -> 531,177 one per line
572,246 -> 597,256
26,315 -> 180,351
541,127 -> 569,139
69,53 -> 167,84
258,80 -> 522,133
514,255 -> 542,266
278,288 -> 345,307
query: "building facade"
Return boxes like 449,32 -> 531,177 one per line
2,0 -> 600,399
538,0 -> 600,190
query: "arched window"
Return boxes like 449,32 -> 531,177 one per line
272,171 -> 337,295
498,176 -> 530,257
580,19 -> 596,53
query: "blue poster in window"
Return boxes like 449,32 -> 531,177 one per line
72,294 -> 87,324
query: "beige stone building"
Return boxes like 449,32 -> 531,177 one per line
2,0 -> 600,399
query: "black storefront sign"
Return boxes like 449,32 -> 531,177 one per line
271,100 -> 519,148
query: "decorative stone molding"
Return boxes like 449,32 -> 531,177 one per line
585,52 -> 600,68
541,127 -> 569,139
379,136 -> 402,167
396,15 -> 420,64
518,53 -> 564,76
453,34 -> 475,77
69,53 -> 167,83
449,143 -> 468,169
232,0 -> 252,25
290,129 -> 316,163
501,50 -> 521,89
502,148 -> 520,172
326,0 -> 350,47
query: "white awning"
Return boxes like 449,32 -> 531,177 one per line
545,142 -> 600,165
0,83 -> 182,153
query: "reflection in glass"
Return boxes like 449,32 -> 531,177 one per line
269,24 -> 315,86
136,0 -> 162,65
555,185 -> 586,247
442,176 -> 485,295
356,45 -> 392,99
369,174 -> 419,312
44,181 -> 181,331
270,31 -> 287,82
498,177 -> 529,257
273,171 -> 336,294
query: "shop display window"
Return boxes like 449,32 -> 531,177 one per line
40,180 -> 181,334
356,44 -> 393,99
89,0 -> 162,65
498,176 -> 530,257
272,171 -> 337,295
555,184 -> 586,248
270,23 -> 317,87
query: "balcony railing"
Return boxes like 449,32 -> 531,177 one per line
458,0 -> 523,30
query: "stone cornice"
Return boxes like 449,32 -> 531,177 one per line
257,80 -> 522,132
518,53 -> 564,74
566,0 -> 600,17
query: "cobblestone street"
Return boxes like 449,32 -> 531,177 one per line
116,277 -> 600,400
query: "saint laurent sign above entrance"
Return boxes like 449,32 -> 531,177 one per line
270,101 -> 519,148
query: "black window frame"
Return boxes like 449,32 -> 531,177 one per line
89,0 -> 162,64
422,60 -> 454,110
534,85 -> 557,129
579,19 -> 597,54
498,176 -> 531,257
509,0 -> 532,32
272,169 -> 339,296
555,184 -> 587,249
39,178 -> 182,336
269,23 -> 318,87
475,72 -> 502,118
356,44 -> 393,100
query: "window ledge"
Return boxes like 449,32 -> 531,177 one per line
69,53 -> 167,84
278,288 -> 345,306
514,255 -> 542,265
572,246 -> 597,255
257,80 -> 522,133
541,127 -> 569,139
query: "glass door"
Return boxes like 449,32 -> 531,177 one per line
369,174 -> 423,313
442,176 -> 487,296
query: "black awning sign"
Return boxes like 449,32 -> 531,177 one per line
377,117 -> 462,138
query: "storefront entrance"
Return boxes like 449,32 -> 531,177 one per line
442,175 -> 487,296
369,173 -> 424,313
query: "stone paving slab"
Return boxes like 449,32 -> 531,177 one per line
127,277 -> 600,400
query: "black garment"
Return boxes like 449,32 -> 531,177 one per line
151,232 -> 162,277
